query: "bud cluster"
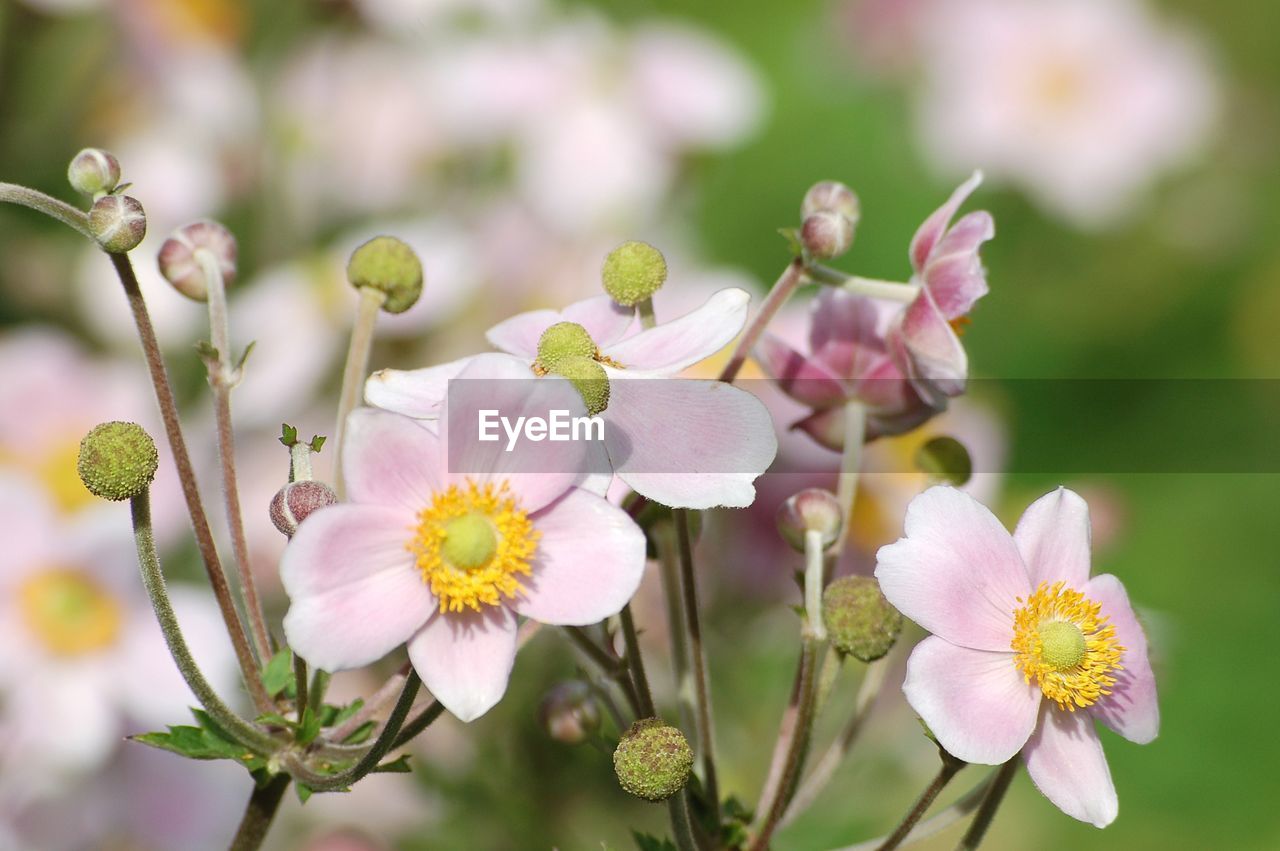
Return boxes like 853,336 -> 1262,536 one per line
799,180 -> 860,260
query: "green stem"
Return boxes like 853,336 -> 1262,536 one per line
0,182 -> 93,238
874,759 -> 965,851
675,509 -> 721,828
804,265 -> 920,302
391,698 -> 444,749
656,526 -> 694,732
955,758 -> 1018,850
563,626 -> 642,717
824,772 -> 996,851
227,773 -> 290,851
296,671 -> 420,791
292,654 -> 308,719
130,492 -> 277,755
333,286 -> 386,498
636,297 -> 657,330
667,789 -> 699,851
619,604 -> 656,718
719,258 -> 805,384
109,252 -> 273,714
834,402 -> 866,554
200,249 -> 273,664
803,529 -> 827,642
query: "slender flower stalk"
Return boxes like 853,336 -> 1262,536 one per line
825,772 -> 998,851
804,529 -> 827,641
619,604 -> 656,718
333,286 -> 387,497
719,258 -> 805,383
667,789 -> 699,851
873,758 -> 966,851
676,509 -> 721,829
834,402 -> 867,553
955,758 -> 1019,850
656,526 -> 695,732
130,491 -> 277,754
228,774 -> 291,851
198,249 -> 273,664
0,182 -> 93,238
110,252 -> 273,713
328,664 -> 410,743
804,264 -> 921,303
564,626 -> 642,717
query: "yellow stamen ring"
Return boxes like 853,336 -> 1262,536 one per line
1011,581 -> 1124,711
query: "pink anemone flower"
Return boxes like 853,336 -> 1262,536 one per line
875,486 -> 1158,827
365,290 -> 778,509
282,368 -> 646,722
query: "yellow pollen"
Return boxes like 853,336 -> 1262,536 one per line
408,481 -> 538,614
1011,581 -> 1124,711
20,568 -> 123,656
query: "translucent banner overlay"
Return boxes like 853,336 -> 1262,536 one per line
443,378 -> 1280,474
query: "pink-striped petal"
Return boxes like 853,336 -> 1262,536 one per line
603,288 -> 749,374
365,356 -> 476,419
875,486 -> 1030,651
281,505 -> 434,671
754,333 -> 848,408
1013,487 -> 1093,590
808,289 -> 894,379
924,210 -> 993,319
909,171 -> 983,273
343,408 -> 444,514
486,309 -> 562,359
903,636 -> 1040,764
1085,574 -> 1159,745
562,295 -> 635,347
408,606 -> 518,722
513,490 -> 646,625
891,289 -> 967,405
1023,705 -> 1118,828
602,377 -> 777,508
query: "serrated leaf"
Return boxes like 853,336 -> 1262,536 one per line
327,698 -> 364,727
280,423 -> 298,447
296,706 -> 322,746
341,720 -> 376,745
632,832 -> 678,851
309,434 -> 327,453
261,649 -> 294,698
371,754 -> 412,774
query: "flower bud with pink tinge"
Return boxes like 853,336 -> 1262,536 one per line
270,480 -> 338,538
67,148 -> 121,197
157,220 -> 239,302
88,195 -> 146,254
800,210 -> 855,259
777,487 -> 843,552
801,180 -> 860,222
538,681 -> 602,745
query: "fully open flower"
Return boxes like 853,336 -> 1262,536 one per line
875,486 -> 1158,826
281,374 -> 646,721
365,290 -> 778,509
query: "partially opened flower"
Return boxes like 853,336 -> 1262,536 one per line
365,290 -> 778,509
875,486 -> 1158,827
892,171 -> 993,406
282,368 -> 647,721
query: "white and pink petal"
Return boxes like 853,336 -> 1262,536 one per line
1023,705 -> 1118,828
408,606 -> 518,722
1085,573 -> 1159,745
1013,487 -> 1094,590
603,288 -> 749,375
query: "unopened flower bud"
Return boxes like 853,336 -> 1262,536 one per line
88,195 -> 146,254
800,211 -> 854,260
549,356 -> 610,415
613,718 -> 693,802
535,322 -> 597,372
777,488 -> 843,552
602,240 -> 667,307
346,236 -> 423,314
270,480 -> 338,538
538,681 -> 602,745
822,576 -> 902,662
77,421 -> 158,502
157,220 -> 238,302
67,148 -> 121,197
801,180 -> 860,222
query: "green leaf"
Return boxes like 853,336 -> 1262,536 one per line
296,706 -> 322,746
329,698 -> 364,726
341,720 -> 376,745
254,712 -> 295,730
236,340 -> 256,372
309,434 -> 327,453
279,423 -> 298,447
261,649 -> 295,698
371,754 -> 413,774
632,833 -> 678,851
296,783 -> 314,804
778,226 -> 803,258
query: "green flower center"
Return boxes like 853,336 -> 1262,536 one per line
441,512 -> 498,570
1037,620 -> 1087,670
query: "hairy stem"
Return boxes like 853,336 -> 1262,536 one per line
675,509 -> 721,828
619,604 -> 656,718
110,252 -> 272,713
0,182 -> 93,238
563,625 -> 642,717
804,265 -> 920,303
656,527 -> 694,733
199,249 -> 273,664
130,492 -> 277,754
333,286 -> 386,497
874,759 -> 965,851
955,758 -> 1018,850
667,789 -> 699,851
719,258 -> 805,384
227,774 -> 290,851
825,772 -> 996,851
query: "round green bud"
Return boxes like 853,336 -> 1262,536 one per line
822,576 -> 903,663
601,240 -> 667,307
67,148 -> 121,197
88,195 -> 147,254
346,236 -> 423,314
549,356 -> 610,415
613,718 -> 693,802
77,421 -> 158,502
535,322 -> 597,372
538,681 -> 602,745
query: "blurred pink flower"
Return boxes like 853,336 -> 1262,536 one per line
281,381 -> 646,721
876,486 -> 1159,826
367,290 -> 779,508
915,0 -> 1217,225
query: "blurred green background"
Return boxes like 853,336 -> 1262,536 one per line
2,0 -> 1277,849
